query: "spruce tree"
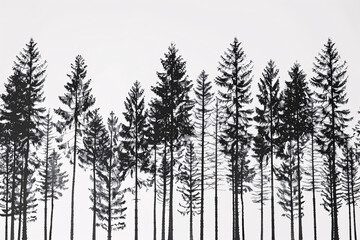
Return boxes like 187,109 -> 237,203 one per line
55,55 -> 95,240
48,149 -> 68,240
12,38 -> 46,240
253,60 -> 280,240
177,141 -> 201,240
95,111 -> 127,240
151,44 -> 194,240
193,70 -> 213,240
120,81 -> 150,240
215,38 -> 253,240
311,39 -> 351,240
80,109 -> 109,240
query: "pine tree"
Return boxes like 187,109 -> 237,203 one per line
193,70 -> 213,240
37,112 -> 54,240
120,81 -> 150,240
48,149 -> 68,240
12,38 -> 46,240
311,39 -> 351,240
0,69 -> 26,240
285,63 -> 312,240
80,109 -> 109,240
55,55 -> 95,240
215,38 -> 253,240
148,101 -> 163,240
177,141 -> 201,240
95,111 -> 127,240
151,44 -> 194,240
253,60 -> 280,240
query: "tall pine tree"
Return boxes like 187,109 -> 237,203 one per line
55,55 -> 95,240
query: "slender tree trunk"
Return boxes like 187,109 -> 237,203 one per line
18,161 -> 24,240
311,127 -> 317,240
232,158 -> 235,240
70,93 -> 78,240
214,104 -> 219,240
200,88 -> 205,240
351,156 -> 358,240
161,143 -> 167,240
346,150 -> 352,240
22,137 -> 30,240
5,150 -> 9,240
92,157 -> 97,240
290,152 -> 294,240
135,123 -> 139,240
296,136 -> 303,240
108,134 -> 113,240
49,182 -> 54,240
168,137 -> 174,240
190,156 -> 193,240
270,107 -> 275,240
240,145 -> 245,240
44,124 -> 50,240
10,144 -> 17,240
234,78 -> 240,240
153,146 -> 157,240
260,156 -> 264,240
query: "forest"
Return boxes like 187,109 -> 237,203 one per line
0,37 -> 359,240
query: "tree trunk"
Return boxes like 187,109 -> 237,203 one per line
290,153 -> 294,240
270,107 -> 275,240
167,138 -> 174,240
70,91 -> 78,240
346,150 -> 352,240
161,143 -> 167,240
351,155 -> 358,240
200,87 -> 205,240
214,105 -> 219,240
17,161 -> 24,240
92,158 -> 97,240
22,137 -> 30,240
297,137 -> 303,240
44,124 -> 50,240
49,182 -> 54,240
260,156 -> 264,240
10,144 -> 17,240
153,147 -> 157,240
108,135 -> 113,240
240,145 -> 245,240
311,127 -> 317,240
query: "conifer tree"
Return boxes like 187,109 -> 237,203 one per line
95,111 -> 126,240
177,141 -> 200,240
80,109 -> 109,240
120,81 -> 150,240
55,55 -> 95,240
151,44 -> 193,240
311,39 -> 351,240
48,149 -> 68,240
253,60 -> 280,240
215,38 -> 253,240
193,70 -> 213,240
12,38 -> 46,240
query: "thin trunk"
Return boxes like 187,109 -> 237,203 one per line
153,146 -> 157,240
290,152 -> 294,240
311,125 -> 317,240
22,138 -> 30,240
297,136 -> 303,240
161,142 -> 167,240
5,149 -> 9,240
270,105 -> 275,240
167,138 -> 174,240
92,154 -> 97,240
200,83 -> 205,240
234,74 -> 240,240
240,145 -> 245,240
346,149 -> 352,240
351,153 -> 358,240
260,157 -> 264,240
70,92 -> 78,240
10,143 -> 17,240
108,131 -> 113,240
17,161 -> 24,240
232,157 -> 235,240
190,154 -> 193,240
135,121 -> 139,240
49,180 -> 54,240
44,122 -> 50,240
214,102 -> 219,240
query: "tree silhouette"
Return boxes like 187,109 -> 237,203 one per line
120,81 -> 150,240
193,70 -> 213,240
48,149 -> 68,240
215,38 -> 253,240
80,109 -> 109,240
55,55 -> 95,240
177,141 -> 200,240
311,39 -> 351,240
95,111 -> 127,240
151,44 -> 194,240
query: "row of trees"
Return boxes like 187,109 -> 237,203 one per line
0,37 -> 359,240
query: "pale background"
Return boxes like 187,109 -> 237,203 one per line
0,0 -> 360,239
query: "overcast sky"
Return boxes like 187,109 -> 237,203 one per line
1,1 -> 360,239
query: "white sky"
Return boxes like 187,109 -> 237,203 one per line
1,1 -> 360,239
